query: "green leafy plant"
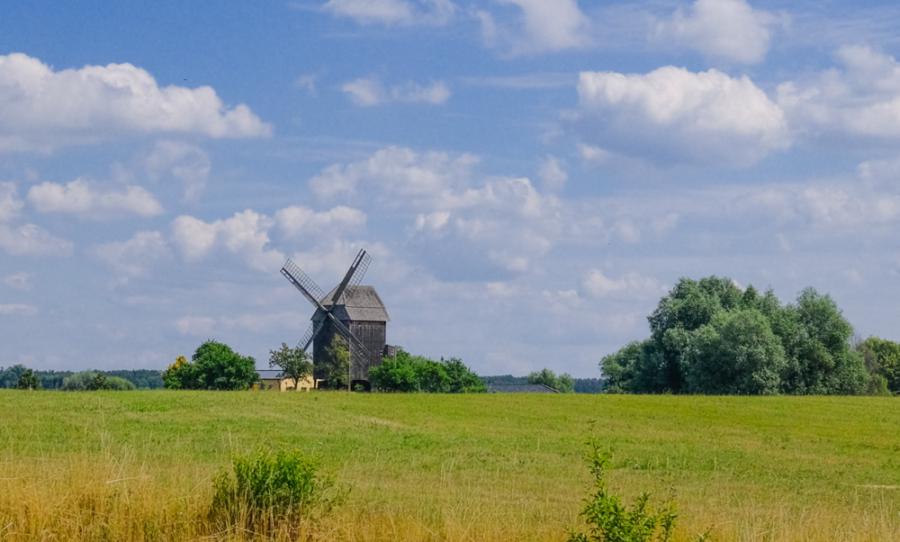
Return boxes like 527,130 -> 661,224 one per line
15,368 -> 40,390
209,449 -> 345,536
268,343 -> 313,389
568,441 -> 681,542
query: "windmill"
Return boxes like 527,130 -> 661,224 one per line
280,249 -> 390,389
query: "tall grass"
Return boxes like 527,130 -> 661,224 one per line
0,391 -> 898,541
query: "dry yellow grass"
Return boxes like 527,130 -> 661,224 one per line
0,391 -> 898,541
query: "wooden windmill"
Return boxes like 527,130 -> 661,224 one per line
280,249 -> 389,388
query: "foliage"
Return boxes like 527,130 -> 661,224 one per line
481,374 -> 602,393
163,342 -> 257,390
857,337 -> 900,394
528,368 -> 575,393
61,371 -> 135,391
568,441 -> 678,542
209,449 -> 344,536
370,350 -> 486,392
268,343 -> 313,387
15,369 -> 40,390
317,334 -> 351,390
602,277 -> 872,395
1,366 -> 162,389
162,355 -> 194,389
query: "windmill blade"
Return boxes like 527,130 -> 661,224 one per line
330,249 -> 371,305
281,258 -> 326,309
327,311 -> 374,361
299,319 -> 326,352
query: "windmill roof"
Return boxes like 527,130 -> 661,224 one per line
319,285 -> 389,322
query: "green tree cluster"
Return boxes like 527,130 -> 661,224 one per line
527,368 -> 575,392
369,350 -> 485,393
857,336 -> 900,394
602,277 -> 872,395
15,369 -> 40,390
61,371 -> 136,391
316,335 -> 351,390
163,341 -> 258,390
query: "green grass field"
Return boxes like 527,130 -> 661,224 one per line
0,391 -> 898,541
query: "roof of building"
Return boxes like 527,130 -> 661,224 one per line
318,285 -> 389,322
487,383 -> 559,393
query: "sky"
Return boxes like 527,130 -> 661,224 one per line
2,0 -> 900,377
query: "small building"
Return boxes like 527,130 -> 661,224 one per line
256,370 -> 315,392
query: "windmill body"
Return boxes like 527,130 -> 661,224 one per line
312,285 -> 389,382
280,249 -> 392,389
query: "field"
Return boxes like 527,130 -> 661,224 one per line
0,391 -> 898,541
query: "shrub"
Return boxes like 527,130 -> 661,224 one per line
61,371 -> 135,391
370,350 -> 486,393
209,449 -> 344,536
15,368 -> 40,390
164,342 -> 258,390
568,441 -> 681,542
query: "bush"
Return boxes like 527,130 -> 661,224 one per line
568,442 -> 679,542
528,368 -> 575,393
164,342 -> 258,390
61,371 -> 136,391
370,350 -> 486,393
209,449 -> 344,536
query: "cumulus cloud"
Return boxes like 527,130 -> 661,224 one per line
341,77 -> 450,106
654,0 -> 782,64
95,231 -> 171,278
171,210 -> 284,271
275,205 -> 366,238
479,0 -> 590,55
748,183 -> 900,228
538,155 -> 567,191
582,269 -> 666,299
323,0 -> 455,26
576,66 -> 790,165
0,223 -> 73,256
27,179 -> 163,218
0,182 -> 23,222
0,52 -> 270,153
778,45 -> 900,142
143,140 -> 211,200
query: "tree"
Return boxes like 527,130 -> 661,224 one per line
684,309 -> 786,395
163,355 -> 197,389
369,351 -> 486,393
443,357 -> 486,393
61,371 -> 135,391
192,341 -> 258,390
15,368 -> 40,390
527,368 -> 575,393
268,343 -> 313,388
317,335 -> 350,390
857,337 -> 900,394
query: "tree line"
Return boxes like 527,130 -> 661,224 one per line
0,366 -> 163,390
602,276 -> 900,395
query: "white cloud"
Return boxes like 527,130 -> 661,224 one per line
294,73 -> 318,95
2,272 -> 31,290
341,77 -> 450,106
582,269 -> 665,299
95,231 -> 171,278
778,45 -> 900,142
310,145 -> 479,201
0,303 -> 37,316
538,155 -> 567,191
27,179 -> 163,218
483,0 -> 590,54
654,0 -> 782,64
175,315 -> 217,336
323,0 -> 455,26
143,140 -> 211,200
0,223 -> 73,256
171,210 -> 284,271
275,205 -> 366,238
576,67 -> 789,165
0,182 -> 23,222
0,53 -> 270,153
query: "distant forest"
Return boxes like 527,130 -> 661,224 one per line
0,367 -> 164,389
482,375 -> 603,394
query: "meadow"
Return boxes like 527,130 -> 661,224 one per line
0,391 -> 898,541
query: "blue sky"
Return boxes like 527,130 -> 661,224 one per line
2,0 -> 900,377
